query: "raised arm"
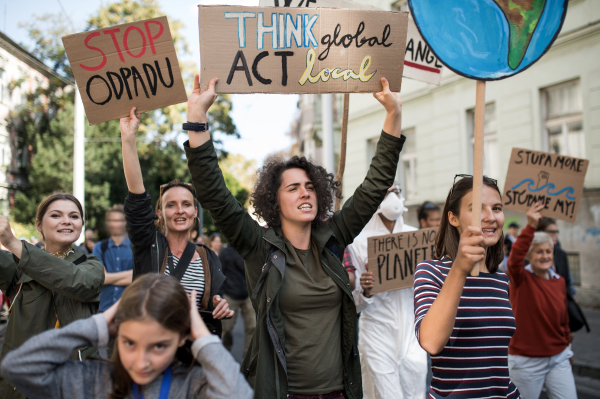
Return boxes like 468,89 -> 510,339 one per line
1,314 -> 110,398
417,226 -> 484,355
330,78 -> 405,247
183,76 -> 264,260
507,202 -> 544,286
121,107 -> 145,194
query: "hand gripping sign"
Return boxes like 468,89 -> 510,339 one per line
62,16 -> 187,125
198,5 -> 408,94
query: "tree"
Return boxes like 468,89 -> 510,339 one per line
10,0 -> 241,236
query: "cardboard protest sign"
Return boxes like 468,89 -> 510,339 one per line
198,6 -> 408,94
368,227 -> 437,295
62,16 -> 187,125
260,0 -> 442,85
503,148 -> 589,222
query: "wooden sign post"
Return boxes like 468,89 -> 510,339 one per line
470,81 -> 486,276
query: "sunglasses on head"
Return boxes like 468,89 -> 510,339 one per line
450,174 -> 498,197
159,180 -> 193,195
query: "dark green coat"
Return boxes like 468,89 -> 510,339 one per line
185,131 -> 405,399
0,242 -> 104,399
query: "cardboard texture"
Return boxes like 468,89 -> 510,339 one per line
259,0 -> 378,10
62,16 -> 187,125
198,6 -> 408,94
367,227 -> 437,295
502,148 -> 589,222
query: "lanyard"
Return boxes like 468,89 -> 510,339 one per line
131,365 -> 172,399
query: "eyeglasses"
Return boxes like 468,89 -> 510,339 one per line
545,230 -> 560,235
385,188 -> 401,198
450,174 -> 498,197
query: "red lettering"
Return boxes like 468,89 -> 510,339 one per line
79,32 -> 107,72
144,20 -> 164,55
103,28 -> 125,63
124,26 -> 147,58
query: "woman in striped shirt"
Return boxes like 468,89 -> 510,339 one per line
120,108 -> 233,339
414,175 -> 520,398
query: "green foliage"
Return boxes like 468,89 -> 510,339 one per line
10,0 -> 242,237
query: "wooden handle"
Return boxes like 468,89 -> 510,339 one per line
335,94 -> 350,212
471,81 -> 486,277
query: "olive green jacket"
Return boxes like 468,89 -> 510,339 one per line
185,131 -> 405,399
0,242 -> 104,399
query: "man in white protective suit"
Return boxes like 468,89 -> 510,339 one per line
348,183 -> 427,399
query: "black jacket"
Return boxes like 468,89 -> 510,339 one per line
219,246 -> 248,300
554,243 -> 576,296
124,191 -> 226,335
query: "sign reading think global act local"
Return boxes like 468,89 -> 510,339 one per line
367,227 -> 437,295
62,16 -> 187,125
503,148 -> 589,222
198,6 -> 408,94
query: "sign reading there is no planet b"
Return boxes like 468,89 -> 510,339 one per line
62,16 -> 188,125
503,148 -> 589,222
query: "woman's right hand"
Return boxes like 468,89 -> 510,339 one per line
453,226 -> 485,276
120,107 -> 141,142
373,77 -> 402,137
103,299 -> 120,337
526,201 -> 545,229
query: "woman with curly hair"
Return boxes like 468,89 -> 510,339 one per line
181,74 -> 405,399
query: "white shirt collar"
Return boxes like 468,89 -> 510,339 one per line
525,264 -> 560,279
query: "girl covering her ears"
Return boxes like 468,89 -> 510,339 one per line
413,176 -> 521,399
0,273 -> 254,399
181,75 -> 405,399
120,109 -> 233,339
0,192 -> 105,399
506,202 -> 576,398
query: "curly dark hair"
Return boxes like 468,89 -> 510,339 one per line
251,155 -> 341,229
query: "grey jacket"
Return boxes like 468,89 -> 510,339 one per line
0,314 -> 254,399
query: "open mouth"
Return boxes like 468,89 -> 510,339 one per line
298,203 -> 312,212
57,229 -> 73,234
174,218 -> 187,223
481,228 -> 497,235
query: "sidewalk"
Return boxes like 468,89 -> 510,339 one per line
572,307 -> 600,380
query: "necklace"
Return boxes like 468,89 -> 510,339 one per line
46,248 -> 74,259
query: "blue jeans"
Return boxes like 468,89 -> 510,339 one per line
508,347 -> 577,399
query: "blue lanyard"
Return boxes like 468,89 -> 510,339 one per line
131,365 -> 172,399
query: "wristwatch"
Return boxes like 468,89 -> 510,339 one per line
183,122 -> 209,132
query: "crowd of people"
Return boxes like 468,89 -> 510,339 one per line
0,74 -> 583,399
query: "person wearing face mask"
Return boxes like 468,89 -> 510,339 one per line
347,183 -> 428,399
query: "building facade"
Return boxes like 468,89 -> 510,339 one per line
340,0 -> 600,306
0,31 -> 55,214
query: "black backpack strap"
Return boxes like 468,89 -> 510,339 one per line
73,254 -> 88,265
251,246 -> 278,300
168,241 -> 197,281
99,238 -> 110,263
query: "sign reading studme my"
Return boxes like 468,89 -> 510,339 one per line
198,6 -> 408,94
62,16 -> 187,125
367,227 -> 437,295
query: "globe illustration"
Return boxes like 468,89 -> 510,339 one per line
408,0 -> 569,80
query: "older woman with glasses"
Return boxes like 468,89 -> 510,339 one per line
536,217 -> 576,298
120,108 -> 233,338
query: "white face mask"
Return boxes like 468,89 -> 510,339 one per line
378,192 -> 406,221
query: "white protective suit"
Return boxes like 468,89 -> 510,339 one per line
348,195 -> 427,399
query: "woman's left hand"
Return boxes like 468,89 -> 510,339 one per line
212,295 -> 234,319
187,75 -> 218,123
373,77 -> 402,137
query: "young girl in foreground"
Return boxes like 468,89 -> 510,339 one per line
413,176 -> 520,398
1,274 -> 253,399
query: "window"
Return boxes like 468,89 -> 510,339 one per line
0,68 -> 4,103
541,80 -> 584,158
567,252 -> 581,286
399,128 -> 417,202
467,103 -> 499,179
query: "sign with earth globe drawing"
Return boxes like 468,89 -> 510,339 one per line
408,0 -> 569,81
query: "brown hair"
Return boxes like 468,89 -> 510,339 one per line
105,204 -> 125,219
435,176 -> 504,273
250,155 -> 341,228
109,274 -> 190,399
536,217 -> 557,232
154,180 -> 198,233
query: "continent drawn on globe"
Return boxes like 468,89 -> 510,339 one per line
492,0 -> 547,70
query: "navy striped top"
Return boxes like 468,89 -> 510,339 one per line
414,257 -> 520,399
